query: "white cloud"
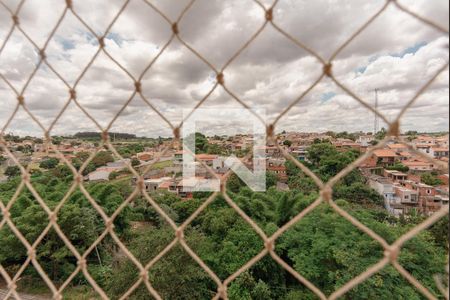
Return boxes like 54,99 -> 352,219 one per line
0,0 -> 448,137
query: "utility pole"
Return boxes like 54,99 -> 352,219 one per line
374,89 -> 379,135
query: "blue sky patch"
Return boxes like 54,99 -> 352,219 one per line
321,92 -> 337,103
391,41 -> 427,58
82,31 -> 99,46
55,36 -> 75,51
355,42 -> 427,75
61,39 -> 75,51
106,32 -> 124,46
355,66 -> 368,74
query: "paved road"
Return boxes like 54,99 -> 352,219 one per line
0,289 -> 50,300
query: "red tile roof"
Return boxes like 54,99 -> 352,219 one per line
196,154 -> 218,160
387,144 -> 407,149
158,181 -> 172,189
403,160 -> 431,167
432,148 -> 449,152
373,149 -> 397,158
268,166 -> 286,172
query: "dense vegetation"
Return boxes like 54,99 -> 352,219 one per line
0,143 -> 447,299
421,173 -> 444,186
74,132 -> 137,140
190,133 -> 248,157
386,163 -> 410,173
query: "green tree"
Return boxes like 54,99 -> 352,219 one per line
4,166 -> 21,178
51,164 -> 72,179
17,145 -> 33,154
421,173 -> 443,186
283,140 -> 292,147
195,132 -> 208,154
333,182 -> 384,206
336,131 -> 357,141
108,227 -> 215,299
75,151 -> 90,162
39,157 -> 60,169
428,216 -> 449,250
285,160 -> 318,194
307,143 -> 339,166
277,193 -> 299,226
131,158 -> 140,167
92,151 -> 114,168
228,272 -> 272,300
278,204 -> 446,299
375,127 -> 387,140
266,172 -> 278,189
108,172 -> 118,181
227,174 -> 245,193
386,163 -> 409,173
0,150 -> 447,299
207,143 -> 225,155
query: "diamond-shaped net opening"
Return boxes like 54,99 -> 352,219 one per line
0,0 -> 448,299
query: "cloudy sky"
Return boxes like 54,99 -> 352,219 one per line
0,0 -> 448,138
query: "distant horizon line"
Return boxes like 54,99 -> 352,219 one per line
2,129 -> 449,140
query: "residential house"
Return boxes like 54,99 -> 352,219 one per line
144,177 -> 173,192
369,176 -> 398,215
157,181 -> 173,192
413,135 -> 436,145
212,157 -> 231,174
430,148 -> 449,159
268,165 -> 288,182
372,149 -> 398,167
435,135 -> 449,147
403,160 -> 434,172
397,151 -> 413,162
393,186 -> 420,214
360,156 -> 378,169
173,151 -> 184,164
290,146 -> 308,162
176,177 -> 219,199
387,143 -> 408,152
258,146 -> 281,158
358,135 -> 375,147
415,144 -> 435,155
400,181 -> 447,215
196,154 -> 218,167
383,170 -> 408,182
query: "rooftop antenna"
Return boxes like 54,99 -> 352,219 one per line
374,89 -> 379,135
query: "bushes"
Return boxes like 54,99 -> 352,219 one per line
421,173 -> 444,186
333,182 -> 384,206
92,151 -> 114,168
0,150 -> 447,299
386,163 -> 409,173
108,172 -> 119,181
39,157 -> 60,169
4,165 -> 20,178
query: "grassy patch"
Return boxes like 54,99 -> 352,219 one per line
149,160 -> 173,170
63,286 -> 100,300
